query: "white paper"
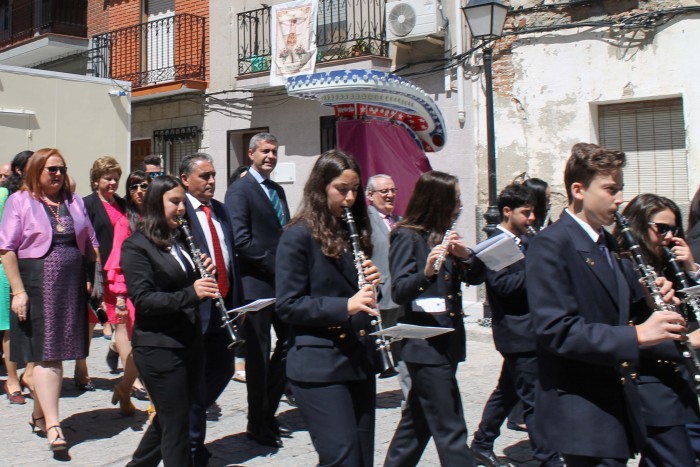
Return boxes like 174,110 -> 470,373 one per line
473,236 -> 524,271
227,298 -> 276,315
412,298 -> 447,313
681,285 -> 700,297
371,323 -> 454,340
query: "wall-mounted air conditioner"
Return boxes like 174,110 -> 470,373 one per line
386,0 -> 446,42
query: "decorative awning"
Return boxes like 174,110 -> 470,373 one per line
286,69 -> 446,152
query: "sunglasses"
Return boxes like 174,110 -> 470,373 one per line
129,182 -> 150,191
45,166 -> 67,175
648,222 -> 680,236
147,171 -> 164,179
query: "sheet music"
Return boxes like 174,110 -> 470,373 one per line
681,285 -> 700,297
473,235 -> 524,272
371,324 -> 454,340
227,298 -> 276,315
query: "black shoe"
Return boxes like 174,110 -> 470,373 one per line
471,446 -> 508,467
506,420 -> 527,432
106,347 -> 119,373
246,430 -> 283,448
131,386 -> 149,401
74,378 -> 96,392
285,391 -> 297,407
276,425 -> 293,438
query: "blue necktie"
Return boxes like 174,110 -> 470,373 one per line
596,234 -> 613,268
264,180 -> 285,226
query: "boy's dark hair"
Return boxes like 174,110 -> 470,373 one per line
564,143 -> 625,203
141,154 -> 162,168
497,183 -> 536,219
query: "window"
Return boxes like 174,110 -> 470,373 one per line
598,98 -> 687,201
153,126 -> 200,175
320,115 -> 337,153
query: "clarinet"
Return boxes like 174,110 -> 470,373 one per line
178,217 -> 245,349
433,208 -> 462,273
526,226 -> 537,237
343,207 -> 397,378
663,246 -> 700,322
615,212 -> 700,390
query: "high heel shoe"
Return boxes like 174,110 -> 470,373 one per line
130,386 -> 149,401
4,381 -> 26,404
20,374 -> 34,398
111,385 -> 136,416
29,414 -> 46,435
47,425 -> 68,452
74,377 -> 96,392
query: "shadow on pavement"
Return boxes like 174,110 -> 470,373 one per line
376,388 -> 402,409
60,408 -> 147,447
502,439 -> 537,466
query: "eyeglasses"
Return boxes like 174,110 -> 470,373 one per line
373,188 -> 398,195
147,171 -> 164,179
129,182 -> 149,191
648,222 -> 679,236
45,166 -> 67,175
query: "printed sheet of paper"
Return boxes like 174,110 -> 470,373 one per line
473,235 -> 524,272
371,324 -> 454,340
228,298 -> 276,315
681,285 -> 700,297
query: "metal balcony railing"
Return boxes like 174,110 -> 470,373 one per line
0,0 -> 87,49
91,13 -> 206,89
238,0 -> 387,76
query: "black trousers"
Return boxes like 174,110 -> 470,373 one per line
244,304 -> 288,435
639,424 -> 696,467
563,455 -> 627,467
473,352 -> 559,465
189,332 -> 235,465
290,377 -> 376,467
384,362 -> 473,467
128,345 -> 200,467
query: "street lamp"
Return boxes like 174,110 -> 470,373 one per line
462,0 -> 508,235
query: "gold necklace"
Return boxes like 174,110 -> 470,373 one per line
42,196 -> 64,232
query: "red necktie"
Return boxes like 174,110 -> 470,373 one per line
201,205 -> 229,298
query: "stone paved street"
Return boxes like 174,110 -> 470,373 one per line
0,306 -> 640,466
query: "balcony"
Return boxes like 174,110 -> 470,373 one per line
238,0 -> 387,77
91,13 -> 206,98
0,0 -> 88,67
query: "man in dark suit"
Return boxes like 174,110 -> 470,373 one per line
180,153 -> 244,466
471,183 -> 562,467
225,133 -> 291,448
526,143 -> 686,467
366,174 -> 404,381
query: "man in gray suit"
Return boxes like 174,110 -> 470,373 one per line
366,175 -> 409,389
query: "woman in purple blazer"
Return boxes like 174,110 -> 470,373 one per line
0,148 -> 98,452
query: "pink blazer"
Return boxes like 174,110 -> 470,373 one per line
0,190 -> 98,258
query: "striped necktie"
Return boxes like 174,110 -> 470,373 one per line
264,179 -> 286,226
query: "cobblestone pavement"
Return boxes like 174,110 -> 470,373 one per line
0,306 -> 641,466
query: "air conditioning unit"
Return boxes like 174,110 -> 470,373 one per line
386,0 -> 446,42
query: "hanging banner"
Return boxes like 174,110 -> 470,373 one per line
270,0 -> 318,86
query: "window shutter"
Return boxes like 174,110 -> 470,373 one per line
599,98 -> 687,201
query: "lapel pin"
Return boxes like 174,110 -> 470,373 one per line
585,258 -> 595,266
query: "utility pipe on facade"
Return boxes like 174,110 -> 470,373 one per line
454,0 -> 466,125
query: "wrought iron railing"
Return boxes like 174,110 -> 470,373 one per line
238,0 -> 387,76
91,13 -> 206,89
0,0 -> 87,49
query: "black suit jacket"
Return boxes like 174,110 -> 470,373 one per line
184,197 -> 244,334
225,174 -> 290,300
121,232 -> 201,349
389,227 -> 479,366
485,231 -> 535,354
276,222 -> 376,383
689,223 -> 700,265
84,192 -> 127,263
526,212 -> 647,459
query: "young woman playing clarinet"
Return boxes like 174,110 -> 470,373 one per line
276,150 -> 380,467
383,170 -> 478,466
614,193 -> 700,467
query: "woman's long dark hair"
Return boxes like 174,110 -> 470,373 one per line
138,175 -> 184,249
689,186 -> 700,232
613,193 -> 684,271
523,177 -> 549,230
398,171 -> 459,247
289,150 -> 372,258
124,170 -> 148,232
4,150 -> 32,193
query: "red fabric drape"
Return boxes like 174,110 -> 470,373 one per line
336,119 -> 432,215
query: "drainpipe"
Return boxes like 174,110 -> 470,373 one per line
454,0 -> 466,125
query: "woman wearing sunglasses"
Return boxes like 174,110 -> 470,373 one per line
104,170 -> 151,415
0,148 -> 99,451
613,193 -> 700,466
